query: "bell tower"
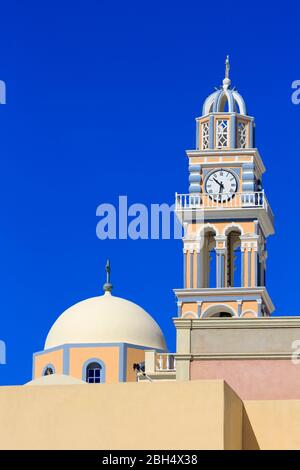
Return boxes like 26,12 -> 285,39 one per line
175,57 -> 274,319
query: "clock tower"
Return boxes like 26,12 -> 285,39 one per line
175,57 -> 274,319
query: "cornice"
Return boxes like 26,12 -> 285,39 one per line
173,352 -> 296,360
185,148 -> 266,175
173,286 -> 275,312
173,316 -> 300,330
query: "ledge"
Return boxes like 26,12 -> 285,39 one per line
173,316 -> 300,330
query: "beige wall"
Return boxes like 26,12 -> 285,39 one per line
2,378 -> 300,450
243,400 -> 300,450
190,321 -> 300,355
0,380 -> 242,450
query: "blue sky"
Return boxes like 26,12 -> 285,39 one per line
0,0 -> 300,385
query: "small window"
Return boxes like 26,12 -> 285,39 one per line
237,121 -> 247,148
201,121 -> 209,149
216,119 -> 229,148
43,366 -> 54,376
86,362 -> 102,384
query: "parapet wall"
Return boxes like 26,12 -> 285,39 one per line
1,379 -> 300,450
0,380 -> 241,450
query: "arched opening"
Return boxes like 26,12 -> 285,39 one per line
202,228 -> 217,288
218,94 -> 229,112
86,361 -> 103,384
226,228 -> 242,287
210,312 -> 232,318
43,366 -> 54,376
202,304 -> 235,318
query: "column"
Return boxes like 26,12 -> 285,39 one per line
209,114 -> 214,149
190,251 -> 194,288
254,250 -> 258,287
183,248 -> 187,288
216,249 -> 226,288
260,250 -> 267,287
241,241 -> 252,288
257,299 -> 262,317
247,249 -> 252,288
177,301 -> 182,317
196,249 -> 202,288
230,114 -> 236,148
241,246 -> 245,287
214,235 -> 226,288
197,301 -> 202,318
249,119 -> 254,148
196,119 -> 200,149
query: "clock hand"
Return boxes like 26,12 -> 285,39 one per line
218,183 -> 225,202
213,177 -> 223,186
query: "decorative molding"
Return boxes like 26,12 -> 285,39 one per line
188,352 -> 297,360
185,148 -> 265,175
174,286 -> 275,314
173,317 -> 300,330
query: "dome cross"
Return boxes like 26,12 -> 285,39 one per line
223,55 -> 231,89
103,259 -> 113,294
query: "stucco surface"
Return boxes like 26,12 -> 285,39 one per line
0,380 -> 241,450
243,400 -> 300,450
191,359 -> 300,399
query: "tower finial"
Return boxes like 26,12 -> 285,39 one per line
103,259 -> 113,294
223,55 -> 231,89
225,55 -> 230,79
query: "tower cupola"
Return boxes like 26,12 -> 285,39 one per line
196,56 -> 254,151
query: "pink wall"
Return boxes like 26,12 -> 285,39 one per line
191,359 -> 300,400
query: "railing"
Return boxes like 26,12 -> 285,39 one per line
175,191 -> 266,211
156,353 -> 176,372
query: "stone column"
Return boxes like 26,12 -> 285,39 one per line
190,250 -> 194,288
183,248 -> 187,288
215,235 -> 227,288
196,248 -> 202,288
230,114 -> 236,148
241,246 -> 245,287
237,300 -> 242,317
216,249 -> 226,288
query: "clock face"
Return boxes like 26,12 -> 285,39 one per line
205,169 -> 238,202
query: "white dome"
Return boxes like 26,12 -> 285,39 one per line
44,292 -> 166,351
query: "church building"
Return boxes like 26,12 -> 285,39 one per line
30,57 -> 300,401
2,58 -> 300,451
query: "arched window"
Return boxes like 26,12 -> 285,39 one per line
226,229 -> 242,287
86,362 -> 103,384
43,366 -> 54,376
202,229 -> 216,288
